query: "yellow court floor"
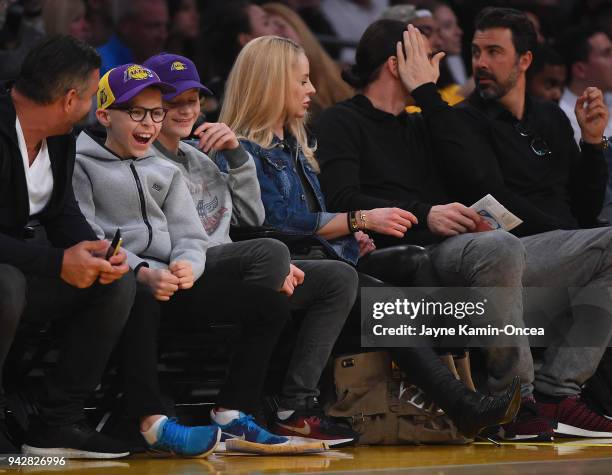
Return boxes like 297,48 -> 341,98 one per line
4,440 -> 612,475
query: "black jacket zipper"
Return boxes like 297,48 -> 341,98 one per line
129,162 -> 153,251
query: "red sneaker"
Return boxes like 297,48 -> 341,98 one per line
499,397 -> 555,442
270,409 -> 358,447
538,396 -> 612,438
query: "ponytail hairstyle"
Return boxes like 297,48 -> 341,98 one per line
342,19 -> 407,90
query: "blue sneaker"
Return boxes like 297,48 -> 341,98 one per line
149,418 -> 221,457
215,413 -> 289,445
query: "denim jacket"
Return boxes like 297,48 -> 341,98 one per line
226,135 -> 359,265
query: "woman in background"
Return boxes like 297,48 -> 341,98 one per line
262,3 -> 353,118
42,0 -> 91,42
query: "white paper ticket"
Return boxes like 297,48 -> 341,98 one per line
470,194 -> 523,231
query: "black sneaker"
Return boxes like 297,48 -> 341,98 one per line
22,420 -> 130,459
498,396 -> 555,442
1,418 -> 18,454
100,412 -> 147,454
271,398 -> 358,447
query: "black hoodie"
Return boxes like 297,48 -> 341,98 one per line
315,83 -> 474,247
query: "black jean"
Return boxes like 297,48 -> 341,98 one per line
120,277 -> 292,419
0,263 -> 135,425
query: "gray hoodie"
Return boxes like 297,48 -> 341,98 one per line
151,140 -> 264,247
73,131 -> 208,280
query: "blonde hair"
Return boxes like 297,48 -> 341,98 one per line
262,3 -> 353,112
43,0 -> 86,37
220,35 -> 318,170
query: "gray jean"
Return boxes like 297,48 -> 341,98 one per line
204,238 -> 359,408
428,227 -> 612,397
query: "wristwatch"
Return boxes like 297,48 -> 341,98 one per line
580,136 -> 609,151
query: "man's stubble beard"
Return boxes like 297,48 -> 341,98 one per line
477,62 -> 520,100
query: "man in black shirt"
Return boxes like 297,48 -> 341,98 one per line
451,7 -> 612,440
316,13 -> 612,441
0,36 -> 135,457
316,19 -> 539,440
454,16 -> 608,235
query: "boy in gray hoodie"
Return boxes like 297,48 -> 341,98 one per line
73,63 -> 293,456
144,54 -> 360,446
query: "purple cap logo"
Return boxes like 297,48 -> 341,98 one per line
171,61 -> 187,71
123,65 -> 155,83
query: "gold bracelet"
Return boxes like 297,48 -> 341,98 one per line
359,210 -> 367,230
349,211 -> 360,233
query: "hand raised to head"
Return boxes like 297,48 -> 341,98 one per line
396,24 -> 445,93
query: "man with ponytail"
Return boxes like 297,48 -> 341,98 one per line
316,19 -> 551,442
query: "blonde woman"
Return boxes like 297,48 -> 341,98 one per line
219,35 -> 521,441
43,0 -> 91,42
220,35 -> 418,263
262,3 -> 353,118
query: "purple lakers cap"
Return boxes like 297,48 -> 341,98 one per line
97,63 -> 176,110
143,53 -> 212,100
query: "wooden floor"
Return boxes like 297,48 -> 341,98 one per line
9,440 -> 612,474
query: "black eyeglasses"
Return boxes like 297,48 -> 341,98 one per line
513,121 -> 551,158
109,106 -> 167,123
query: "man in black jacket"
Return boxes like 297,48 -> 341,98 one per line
0,36 -> 135,457
316,15 -> 612,441
452,8 -> 612,440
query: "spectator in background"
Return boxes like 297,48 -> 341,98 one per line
557,26 -> 612,221
20,0 -> 45,35
262,2 -> 353,118
96,0 -> 168,74
166,0 -> 199,59
85,0 -> 112,47
0,1 -> 45,80
432,1 -> 468,86
284,0 -> 342,59
320,0 -> 390,63
43,0 -> 91,43
526,44 -> 566,103
525,11 -> 546,44
592,3 -> 612,40
205,0 -> 279,118
403,7 -> 443,51
557,27 -> 612,144
264,3 -> 301,43
207,0 -> 279,85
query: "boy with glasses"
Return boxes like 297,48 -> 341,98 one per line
72,63 -> 294,456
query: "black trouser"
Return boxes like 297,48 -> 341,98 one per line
0,263 -> 135,425
120,278 -> 291,418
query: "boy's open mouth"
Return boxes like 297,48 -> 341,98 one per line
133,133 -> 152,145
